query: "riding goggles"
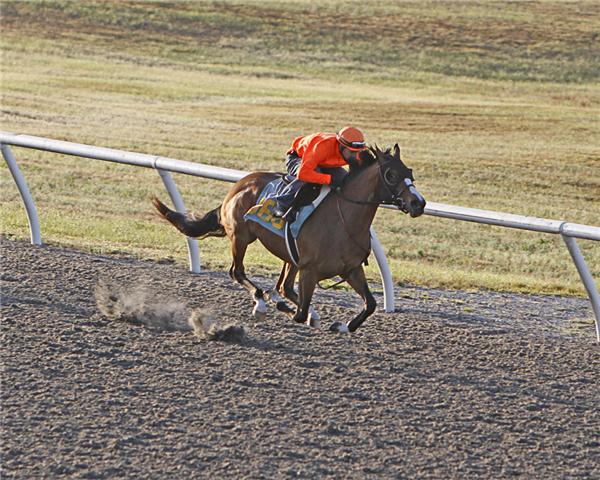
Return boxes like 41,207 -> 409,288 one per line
337,136 -> 367,151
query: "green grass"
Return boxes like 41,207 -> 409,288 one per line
1,0 -> 599,296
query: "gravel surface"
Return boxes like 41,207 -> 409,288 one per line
2,236 -> 599,479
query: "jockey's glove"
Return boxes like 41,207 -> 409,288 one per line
329,176 -> 344,190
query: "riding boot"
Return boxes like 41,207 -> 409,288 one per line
272,178 -> 304,218
272,203 -> 289,218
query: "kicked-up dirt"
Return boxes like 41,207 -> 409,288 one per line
1,236 -> 599,478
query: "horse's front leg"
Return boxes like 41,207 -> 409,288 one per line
268,262 -> 297,314
330,266 -> 376,333
269,263 -> 320,326
292,269 -> 318,326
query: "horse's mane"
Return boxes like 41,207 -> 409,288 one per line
346,145 -> 387,180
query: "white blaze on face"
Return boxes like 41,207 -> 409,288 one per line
404,178 -> 425,204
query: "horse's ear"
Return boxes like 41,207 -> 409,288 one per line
393,143 -> 401,160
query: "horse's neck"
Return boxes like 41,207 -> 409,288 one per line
340,163 -> 380,229
346,162 -> 379,201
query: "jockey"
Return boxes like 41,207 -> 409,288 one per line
272,126 -> 369,218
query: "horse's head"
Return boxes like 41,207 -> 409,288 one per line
365,144 -> 426,217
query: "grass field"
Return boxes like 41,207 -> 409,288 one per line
1,1 -> 599,296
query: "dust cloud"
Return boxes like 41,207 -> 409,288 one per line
94,278 -> 246,343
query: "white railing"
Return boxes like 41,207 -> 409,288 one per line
2,131 -> 599,342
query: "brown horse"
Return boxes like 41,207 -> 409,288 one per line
152,144 -> 426,333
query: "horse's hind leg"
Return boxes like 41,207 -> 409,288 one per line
229,237 -> 267,319
330,266 -> 376,333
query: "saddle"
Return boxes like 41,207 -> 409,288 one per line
243,177 -> 332,266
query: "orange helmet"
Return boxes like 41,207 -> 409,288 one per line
337,126 -> 367,151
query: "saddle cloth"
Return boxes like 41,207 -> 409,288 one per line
243,177 -> 331,264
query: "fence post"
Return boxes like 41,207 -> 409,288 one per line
370,227 -> 395,312
1,143 -> 42,245
561,234 -> 600,343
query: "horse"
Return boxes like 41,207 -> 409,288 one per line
152,144 -> 426,333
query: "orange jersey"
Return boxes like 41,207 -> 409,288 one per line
287,132 -> 347,184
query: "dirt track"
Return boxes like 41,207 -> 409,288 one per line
1,236 -> 599,479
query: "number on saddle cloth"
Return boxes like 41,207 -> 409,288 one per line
243,178 -> 331,240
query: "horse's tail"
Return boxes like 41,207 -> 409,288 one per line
152,197 -> 226,239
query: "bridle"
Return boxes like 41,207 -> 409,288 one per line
334,157 -> 415,213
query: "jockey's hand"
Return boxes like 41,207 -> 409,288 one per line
329,176 -> 344,190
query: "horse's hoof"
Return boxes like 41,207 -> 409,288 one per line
307,315 -> 321,328
252,298 -> 267,320
276,301 -> 295,314
329,321 -> 349,333
308,306 -> 320,321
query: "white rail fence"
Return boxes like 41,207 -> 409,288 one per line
2,131 -> 599,342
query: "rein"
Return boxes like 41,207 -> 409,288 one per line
333,160 -> 411,213
336,195 -> 372,259
317,275 -> 349,290
328,157 -> 413,276
318,152 -> 415,291
316,197 -> 371,291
